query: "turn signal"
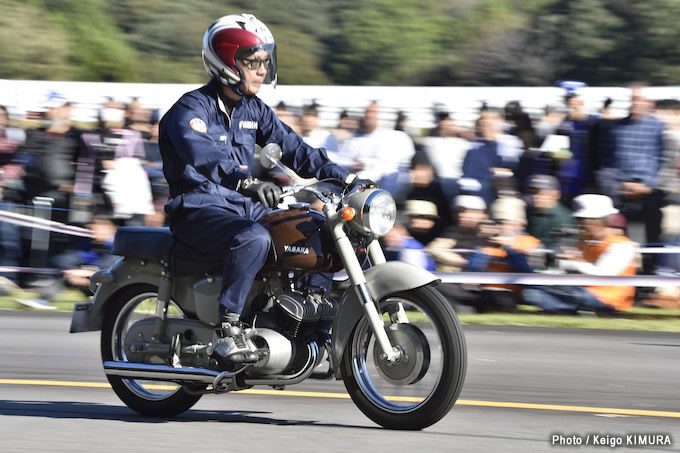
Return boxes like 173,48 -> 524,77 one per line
341,206 -> 356,221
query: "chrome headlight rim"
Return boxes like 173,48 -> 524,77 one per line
344,188 -> 397,237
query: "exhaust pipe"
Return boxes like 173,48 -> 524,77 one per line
103,361 -> 224,384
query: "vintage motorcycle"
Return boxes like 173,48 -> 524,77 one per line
70,144 -> 467,430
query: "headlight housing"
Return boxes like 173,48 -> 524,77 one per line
344,188 -> 397,236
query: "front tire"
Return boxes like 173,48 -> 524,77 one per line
340,285 -> 467,430
101,284 -> 203,417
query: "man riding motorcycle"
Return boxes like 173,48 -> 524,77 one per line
159,14 -> 369,365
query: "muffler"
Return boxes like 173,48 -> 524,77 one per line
103,361 -> 224,384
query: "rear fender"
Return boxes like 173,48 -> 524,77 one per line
330,261 -> 440,378
80,258 -> 167,332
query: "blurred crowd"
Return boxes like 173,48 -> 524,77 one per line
1,82 -> 679,313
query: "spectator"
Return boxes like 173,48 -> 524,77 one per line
655,99 -> 680,241
0,105 -> 26,205
523,194 -> 637,314
0,105 -> 25,167
556,92 -> 598,199
17,212 -> 120,308
274,101 -> 301,135
300,103 -> 350,169
504,101 -> 538,150
80,102 -> 154,225
462,108 -> 520,206
605,85 -> 664,272
535,103 -> 566,145
427,195 -> 488,273
394,111 -> 408,133
382,221 -> 436,271
402,147 -> 453,241
404,199 -> 441,249
430,111 -> 455,137
466,196 -> 542,312
423,111 -> 471,201
0,168 -> 22,285
344,101 -> 415,199
20,92 -> 80,225
330,110 -> 358,162
525,174 -> 574,249
589,97 -> 618,174
426,195 -> 488,313
125,97 -> 152,139
142,119 -> 168,227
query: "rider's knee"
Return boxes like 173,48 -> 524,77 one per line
236,222 -> 271,252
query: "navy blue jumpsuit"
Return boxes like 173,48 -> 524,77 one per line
160,79 -> 348,317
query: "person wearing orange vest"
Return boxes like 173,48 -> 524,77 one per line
523,194 -> 637,314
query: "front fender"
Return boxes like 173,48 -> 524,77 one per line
330,261 -> 440,377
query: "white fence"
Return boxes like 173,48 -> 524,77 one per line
3,79 -> 680,130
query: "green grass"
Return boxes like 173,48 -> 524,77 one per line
2,290 -> 679,332
457,312 -> 680,332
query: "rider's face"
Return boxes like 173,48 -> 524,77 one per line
238,49 -> 269,96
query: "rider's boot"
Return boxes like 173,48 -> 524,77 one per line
210,314 -> 259,365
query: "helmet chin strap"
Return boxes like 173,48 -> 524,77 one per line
219,65 -> 248,97
215,76 -> 247,98
232,82 -> 247,97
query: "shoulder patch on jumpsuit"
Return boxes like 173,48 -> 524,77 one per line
189,118 -> 208,133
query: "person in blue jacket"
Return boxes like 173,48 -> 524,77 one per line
160,14 -> 368,364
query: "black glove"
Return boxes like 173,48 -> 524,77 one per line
240,179 -> 282,209
346,176 -> 378,192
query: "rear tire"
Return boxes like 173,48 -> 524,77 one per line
340,285 -> 466,430
101,285 -> 203,417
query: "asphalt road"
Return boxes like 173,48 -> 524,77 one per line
1,311 -> 679,452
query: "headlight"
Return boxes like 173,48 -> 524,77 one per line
344,188 -> 396,236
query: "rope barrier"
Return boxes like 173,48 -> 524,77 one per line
0,266 -> 60,275
0,210 -> 92,237
332,271 -> 679,287
0,209 -> 678,287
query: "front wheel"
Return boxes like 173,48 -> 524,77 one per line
340,285 -> 467,430
101,284 -> 203,417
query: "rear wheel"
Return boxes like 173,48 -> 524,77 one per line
101,285 -> 203,417
340,285 -> 466,430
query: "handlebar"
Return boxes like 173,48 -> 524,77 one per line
280,185 -> 337,204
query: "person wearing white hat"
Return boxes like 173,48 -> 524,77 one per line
522,194 -> 637,313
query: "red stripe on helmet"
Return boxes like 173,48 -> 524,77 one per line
212,28 -> 264,69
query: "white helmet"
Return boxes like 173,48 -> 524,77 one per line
202,13 -> 277,95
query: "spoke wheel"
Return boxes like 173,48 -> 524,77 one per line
340,285 -> 466,430
101,284 -> 203,417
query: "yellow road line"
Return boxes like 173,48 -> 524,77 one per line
1,379 -> 679,419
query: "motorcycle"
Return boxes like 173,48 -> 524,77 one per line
70,143 -> 467,430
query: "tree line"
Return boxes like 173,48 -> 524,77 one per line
2,0 -> 679,86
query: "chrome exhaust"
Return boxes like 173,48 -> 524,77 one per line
243,341 -> 319,386
103,361 -> 224,384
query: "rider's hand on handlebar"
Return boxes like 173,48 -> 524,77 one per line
345,174 -> 378,192
240,180 -> 282,209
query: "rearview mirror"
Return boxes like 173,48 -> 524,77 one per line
259,143 -> 282,169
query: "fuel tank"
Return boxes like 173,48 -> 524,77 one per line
259,205 -> 340,272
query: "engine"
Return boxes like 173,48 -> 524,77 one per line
254,289 -> 338,338
248,290 -> 339,376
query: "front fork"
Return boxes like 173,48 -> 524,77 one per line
325,205 -> 403,363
